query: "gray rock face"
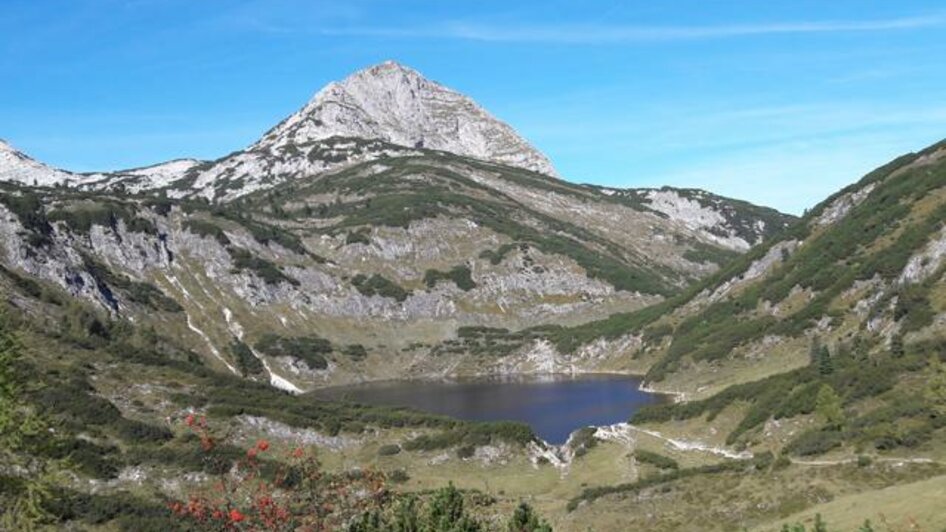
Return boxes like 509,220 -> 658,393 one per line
599,186 -> 796,251
256,61 -> 558,178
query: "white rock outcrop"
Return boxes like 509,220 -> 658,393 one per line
0,140 -> 81,187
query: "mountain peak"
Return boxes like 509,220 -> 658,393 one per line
363,59 -> 416,74
255,62 -> 559,177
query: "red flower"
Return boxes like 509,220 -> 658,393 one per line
186,498 -> 205,519
229,509 -> 246,523
257,496 -> 273,506
256,439 -> 270,452
292,447 -> 304,458
184,414 -> 195,427
247,448 -> 258,459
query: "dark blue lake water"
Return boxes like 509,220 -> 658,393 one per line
313,373 -> 662,444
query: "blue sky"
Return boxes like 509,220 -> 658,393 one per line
2,1 -> 945,214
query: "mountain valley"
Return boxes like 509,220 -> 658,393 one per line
1,62 -> 944,531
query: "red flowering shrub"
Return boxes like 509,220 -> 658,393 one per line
169,417 -> 552,530
169,418 -> 390,530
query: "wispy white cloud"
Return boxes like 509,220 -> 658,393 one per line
316,13 -> 946,44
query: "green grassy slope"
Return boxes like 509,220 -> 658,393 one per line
0,268 -> 542,529
558,140 -> 946,528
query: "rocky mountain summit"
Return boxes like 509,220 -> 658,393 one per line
158,60 -> 559,201
257,61 -> 559,177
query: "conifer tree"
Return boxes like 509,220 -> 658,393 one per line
508,502 -> 553,532
818,345 -> 834,375
890,333 -> 905,358
813,513 -> 828,532
815,384 -> 844,429
0,314 -> 53,529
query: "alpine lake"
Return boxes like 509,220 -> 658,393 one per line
311,373 -> 663,444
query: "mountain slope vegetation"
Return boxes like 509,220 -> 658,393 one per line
554,140 -> 946,529
7,61 -> 945,530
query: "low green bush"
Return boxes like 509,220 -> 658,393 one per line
423,265 -> 476,291
456,445 -> 475,459
228,247 -> 299,286
634,449 -> 679,470
569,427 -> 598,457
44,489 -> 180,528
115,418 -> 174,443
478,243 -> 521,265
255,333 -> 331,370
378,444 -> 401,456
345,229 -> 371,245
351,273 -> 410,302
402,421 -> 535,452
230,341 -> 264,376
784,428 -> 843,456
182,219 -> 230,245
0,191 -> 54,247
567,454 -> 771,511
342,344 -> 368,360
48,202 -> 157,235
387,469 -> 410,484
43,437 -> 122,479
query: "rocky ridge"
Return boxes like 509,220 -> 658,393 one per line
0,62 -> 796,392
